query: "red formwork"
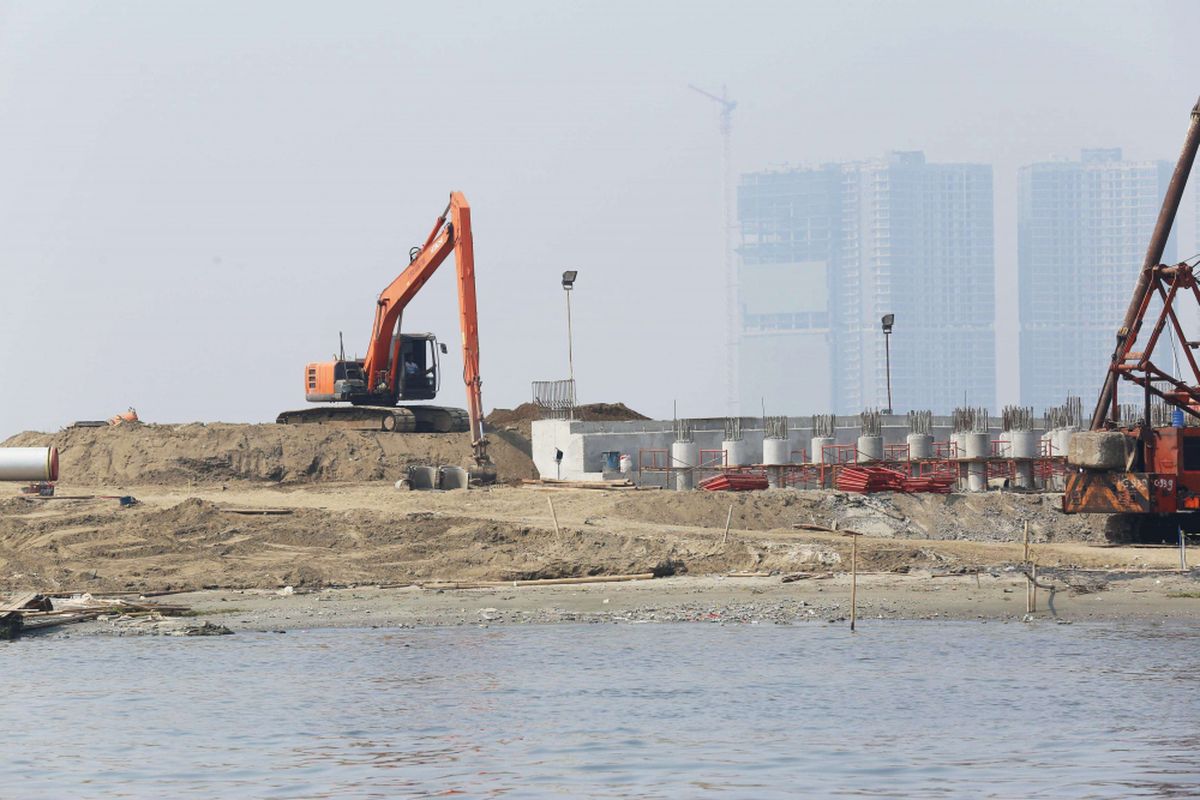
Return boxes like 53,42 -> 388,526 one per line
637,449 -> 671,485
638,449 -> 670,470
699,472 -> 769,491
821,443 -> 859,465
636,443 -> 1066,494
933,440 -> 960,460
835,465 -> 955,494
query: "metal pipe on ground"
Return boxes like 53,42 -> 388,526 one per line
0,447 -> 59,482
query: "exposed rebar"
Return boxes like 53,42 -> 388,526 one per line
859,409 -> 882,437
1002,405 -> 1034,432
812,413 -> 836,439
1046,396 -> 1083,429
723,417 -> 744,442
764,416 -> 789,440
906,410 -> 932,435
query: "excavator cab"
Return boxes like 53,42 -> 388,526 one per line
394,333 -> 446,401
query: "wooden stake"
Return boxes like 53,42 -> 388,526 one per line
1180,524 -> 1188,572
1023,520 -> 1030,564
722,504 -> 734,546
547,496 -> 562,543
1030,562 -> 1038,614
850,533 -> 859,632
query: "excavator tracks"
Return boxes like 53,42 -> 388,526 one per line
276,405 -> 470,433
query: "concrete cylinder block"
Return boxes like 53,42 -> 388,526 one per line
962,432 -> 990,492
856,435 -> 884,463
1010,429 -> 1040,489
1010,430 -> 1040,460
906,433 -> 933,460
438,465 -> 469,490
1067,431 -> 1132,470
963,432 -> 991,460
1052,427 -> 1077,458
723,439 -> 747,467
762,439 -> 790,466
810,437 -> 835,465
407,465 -> 438,490
671,441 -> 698,491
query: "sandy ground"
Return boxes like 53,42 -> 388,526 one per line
4,482 -> 1200,637
0,482 -> 1180,596
4,421 -> 1199,635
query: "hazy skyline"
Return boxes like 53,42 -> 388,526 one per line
3,1 -> 1200,435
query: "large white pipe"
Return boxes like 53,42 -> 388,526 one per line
0,447 -> 59,482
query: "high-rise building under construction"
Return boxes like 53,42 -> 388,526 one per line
737,151 -> 995,415
1018,149 -> 1174,411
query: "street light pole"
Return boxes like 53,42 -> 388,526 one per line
881,313 -> 895,415
565,287 -> 574,384
562,270 -> 578,411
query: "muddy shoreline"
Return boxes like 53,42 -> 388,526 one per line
56,571 -> 1200,637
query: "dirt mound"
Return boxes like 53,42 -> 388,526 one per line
486,402 -> 649,427
0,495 -> 834,593
600,488 -> 1105,542
2,422 -> 535,487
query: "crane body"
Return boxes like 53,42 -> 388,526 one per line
277,192 -> 490,469
1063,99 -> 1200,528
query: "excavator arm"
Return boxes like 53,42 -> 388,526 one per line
361,192 -> 489,466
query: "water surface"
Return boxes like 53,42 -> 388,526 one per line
4,621 -> 1199,798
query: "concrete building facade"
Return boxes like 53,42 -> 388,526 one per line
1018,148 -> 1174,411
738,152 -> 995,416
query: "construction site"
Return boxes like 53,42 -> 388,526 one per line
6,105 -> 1200,634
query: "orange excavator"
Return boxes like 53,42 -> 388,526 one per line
277,192 -> 490,469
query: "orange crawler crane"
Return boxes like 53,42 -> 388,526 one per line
1062,99 -> 1200,529
277,192 -> 490,470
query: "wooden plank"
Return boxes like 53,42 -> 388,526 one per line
521,479 -> 635,490
415,572 -> 656,590
0,592 -> 42,612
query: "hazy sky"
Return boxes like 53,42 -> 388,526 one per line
3,1 -> 1200,435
